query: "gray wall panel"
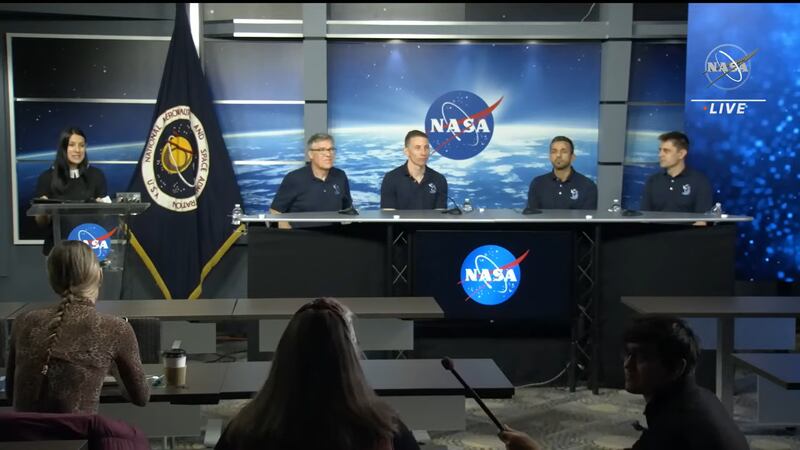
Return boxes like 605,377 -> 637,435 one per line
302,40 -> 327,102
598,104 -> 628,164
597,164 -> 624,213
304,103 -> 329,143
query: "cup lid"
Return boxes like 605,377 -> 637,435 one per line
163,348 -> 186,357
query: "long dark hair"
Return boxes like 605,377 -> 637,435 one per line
224,297 -> 397,450
50,127 -> 88,195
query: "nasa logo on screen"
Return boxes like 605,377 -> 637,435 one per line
693,44 -> 762,115
68,223 -> 116,262
141,105 -> 210,212
704,44 -> 756,91
425,90 -> 503,160
459,245 -> 529,306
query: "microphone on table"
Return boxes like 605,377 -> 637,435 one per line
442,195 -> 463,215
441,357 -> 504,432
338,205 -> 359,215
521,206 -> 542,215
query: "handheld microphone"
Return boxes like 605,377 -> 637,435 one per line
442,195 -> 463,215
441,357 -> 504,431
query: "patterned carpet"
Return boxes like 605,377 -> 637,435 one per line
149,385 -> 800,449
430,387 -> 800,450
143,338 -> 800,449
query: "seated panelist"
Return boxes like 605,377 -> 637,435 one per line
269,133 -> 353,229
380,130 -> 448,210
526,136 -> 597,210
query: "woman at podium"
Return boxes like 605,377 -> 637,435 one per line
34,127 -> 110,255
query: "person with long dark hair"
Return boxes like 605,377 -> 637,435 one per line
215,297 -> 420,450
34,127 -> 110,255
6,241 -> 149,413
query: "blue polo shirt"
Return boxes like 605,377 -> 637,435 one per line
527,169 -> 598,210
270,164 -> 353,213
380,163 -> 448,210
640,166 -> 713,213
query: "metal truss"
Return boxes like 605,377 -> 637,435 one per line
569,226 -> 599,393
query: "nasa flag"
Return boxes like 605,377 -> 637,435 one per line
127,3 -> 244,299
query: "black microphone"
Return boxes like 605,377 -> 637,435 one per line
338,205 -> 359,215
441,195 -> 463,215
522,206 -> 542,215
441,357 -> 503,431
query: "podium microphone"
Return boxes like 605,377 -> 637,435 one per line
441,357 -> 504,431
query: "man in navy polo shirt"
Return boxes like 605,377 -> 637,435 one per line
526,136 -> 597,210
269,133 -> 352,229
640,131 -> 712,213
380,130 -> 448,210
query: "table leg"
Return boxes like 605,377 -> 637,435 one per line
716,317 -> 734,414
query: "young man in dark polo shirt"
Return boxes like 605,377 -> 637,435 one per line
526,136 -> 597,210
380,130 -> 448,210
498,316 -> 750,450
640,131 -> 713,213
269,133 -> 352,229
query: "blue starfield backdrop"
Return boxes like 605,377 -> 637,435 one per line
328,42 -> 601,210
686,3 -> 800,282
621,43 -> 686,211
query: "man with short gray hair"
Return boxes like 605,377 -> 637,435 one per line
269,133 -> 353,228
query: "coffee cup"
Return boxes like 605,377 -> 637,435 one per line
163,348 -> 187,387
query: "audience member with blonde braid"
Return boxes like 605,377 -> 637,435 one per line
5,241 -> 149,413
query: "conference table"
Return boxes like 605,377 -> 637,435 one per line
240,208 -> 751,224
2,358 -> 512,439
5,297 -> 443,357
243,209 -> 752,392
0,441 -> 87,450
732,353 -> 800,390
621,296 -> 800,414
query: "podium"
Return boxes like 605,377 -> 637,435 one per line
27,201 -> 150,272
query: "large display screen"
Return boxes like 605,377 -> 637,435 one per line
685,3 -> 800,282
412,230 -> 574,334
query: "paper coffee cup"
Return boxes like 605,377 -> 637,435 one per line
163,348 -> 187,387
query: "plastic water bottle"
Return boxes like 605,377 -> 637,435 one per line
711,202 -> 723,217
607,198 -> 621,213
462,198 -> 474,213
231,204 -> 243,225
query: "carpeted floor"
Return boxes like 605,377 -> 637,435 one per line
149,385 -> 800,449
144,338 -> 800,449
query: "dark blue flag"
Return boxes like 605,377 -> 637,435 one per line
127,4 -> 243,299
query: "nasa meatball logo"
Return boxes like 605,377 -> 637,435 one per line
704,44 -> 756,91
68,223 -> 115,261
425,90 -> 503,160
428,182 -> 437,194
142,105 -> 210,212
459,245 -> 529,306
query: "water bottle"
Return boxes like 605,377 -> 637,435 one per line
711,202 -> 723,217
231,204 -> 243,225
462,198 -> 474,213
607,198 -> 621,213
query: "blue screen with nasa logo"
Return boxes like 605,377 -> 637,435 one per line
412,230 -> 573,325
